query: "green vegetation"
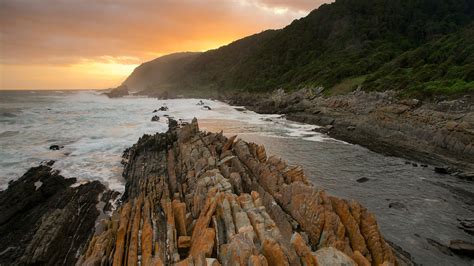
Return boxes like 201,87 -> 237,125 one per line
364,24 -> 474,98
325,76 -> 367,96
124,0 -> 474,99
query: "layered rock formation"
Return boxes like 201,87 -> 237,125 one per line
225,89 -> 474,174
0,163 -> 119,265
78,119 -> 397,265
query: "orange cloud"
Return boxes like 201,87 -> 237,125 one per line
0,0 -> 332,90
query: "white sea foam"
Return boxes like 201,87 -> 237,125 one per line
0,91 -> 335,191
34,181 -> 42,190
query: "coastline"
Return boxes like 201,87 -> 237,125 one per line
219,89 -> 474,176
0,119 -> 406,265
1,93 -> 472,264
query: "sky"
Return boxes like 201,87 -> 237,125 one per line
0,0 -> 333,90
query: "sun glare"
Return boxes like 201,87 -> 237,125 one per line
74,60 -> 138,78
0,60 -> 139,90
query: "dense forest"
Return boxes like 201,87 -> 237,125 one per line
124,0 -> 474,98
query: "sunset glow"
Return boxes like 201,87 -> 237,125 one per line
0,0 -> 333,90
1,60 -> 140,90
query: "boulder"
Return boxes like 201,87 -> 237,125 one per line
434,167 -> 450,174
49,144 -> 63,150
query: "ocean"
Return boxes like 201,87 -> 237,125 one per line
0,90 -> 332,191
0,90 -> 472,265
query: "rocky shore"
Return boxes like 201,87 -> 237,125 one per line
0,119 -> 408,265
223,89 -> 474,175
0,162 -> 119,265
104,85 -> 130,98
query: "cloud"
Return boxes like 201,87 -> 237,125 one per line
253,0 -> 333,12
0,0 -> 330,65
0,0 -> 332,89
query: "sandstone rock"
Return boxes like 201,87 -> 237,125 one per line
179,236 -> 192,249
48,119 -> 398,265
141,199 -> 154,266
189,228 -> 216,258
291,232 -> 319,266
285,166 -> 308,184
314,247 -> 357,266
173,199 -> 188,237
351,250 -> 371,266
330,197 -> 368,256
113,202 -> 132,266
222,135 -> 237,152
219,233 -> 257,265
248,254 -> 269,266
256,145 -> 267,162
262,238 -> 290,266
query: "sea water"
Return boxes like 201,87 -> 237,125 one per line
0,90 -> 472,265
0,90 -> 333,191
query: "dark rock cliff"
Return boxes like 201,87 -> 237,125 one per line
0,164 -> 118,265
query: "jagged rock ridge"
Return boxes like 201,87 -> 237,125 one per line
0,164 -> 119,265
78,119 -> 398,265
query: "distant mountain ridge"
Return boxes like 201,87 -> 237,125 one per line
123,0 -> 474,98
124,52 -> 201,93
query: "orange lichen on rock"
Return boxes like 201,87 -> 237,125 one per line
78,119 -> 398,266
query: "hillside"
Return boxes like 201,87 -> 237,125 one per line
123,52 -> 201,92
123,0 -> 474,98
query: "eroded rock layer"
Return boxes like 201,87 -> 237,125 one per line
0,165 -> 118,265
79,119 -> 397,266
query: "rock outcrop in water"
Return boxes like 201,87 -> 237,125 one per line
0,119 -> 400,265
225,89 -> 474,174
104,85 -> 129,98
77,118 -> 397,265
0,164 -> 119,265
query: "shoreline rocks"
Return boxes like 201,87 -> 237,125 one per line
96,86 -> 473,176
449,240 -> 474,258
103,85 -> 129,98
1,119 -> 407,265
222,90 -> 474,175
0,165 -> 117,265
79,119 -> 400,265
49,144 -> 63,150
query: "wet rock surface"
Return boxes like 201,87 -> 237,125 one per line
0,165 -> 114,265
0,119 -> 410,265
449,240 -> 474,258
458,218 -> 474,236
49,144 -> 63,150
78,119 -> 401,265
104,85 -> 129,98
158,106 -> 169,111
223,89 -> 474,174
